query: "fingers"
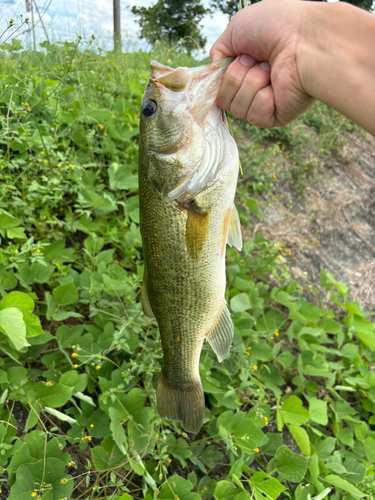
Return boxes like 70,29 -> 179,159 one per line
229,63 -> 271,120
247,85 -> 276,128
216,56 -> 258,111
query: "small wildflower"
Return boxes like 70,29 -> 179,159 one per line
266,163 -> 270,166
281,147 -> 285,151
164,448 -> 167,453
10,19 -> 14,23
288,252 -> 291,256
276,256 -> 279,259
277,141 -> 282,145
71,352 -> 77,358
87,436 -> 92,441
57,163 -> 61,168
167,458 -> 172,463
31,493 -> 37,498
44,160 -> 48,164
68,462 -> 72,466
95,365 -> 101,370
275,331 -> 279,337
60,478 -> 68,484
25,102 -> 29,106
155,489 -> 160,495
21,102 -> 24,105
247,346 -> 252,351
41,151 -> 45,155
90,423 -> 94,428
68,163 -> 73,168
264,417 -> 268,423
254,447 -> 259,453
36,249 -> 40,254
27,108 -> 31,112
98,124 -> 104,130
289,200 -> 292,204
26,17 -> 29,21
279,248 -> 283,252
159,473 -> 163,480
253,365 -> 258,370
273,175 -> 276,179
158,41 -> 162,45
261,148 -> 264,152
246,352 -> 250,357
91,34 -> 95,40
78,35 -> 82,39
73,364 -> 77,368
135,114 -> 139,120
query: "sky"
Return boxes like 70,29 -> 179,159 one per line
0,0 -> 232,56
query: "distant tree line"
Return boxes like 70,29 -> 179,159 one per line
131,0 -> 373,54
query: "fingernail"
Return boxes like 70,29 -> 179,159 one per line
259,61 -> 271,72
239,54 -> 256,67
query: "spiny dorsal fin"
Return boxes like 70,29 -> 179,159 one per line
141,280 -> 154,319
221,204 -> 242,257
206,303 -> 233,362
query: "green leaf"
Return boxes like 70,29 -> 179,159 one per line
289,425 -> 311,456
250,472 -> 286,500
280,396 -> 309,426
0,307 -> 29,350
35,382 -> 72,407
8,465 -> 35,500
233,418 -> 268,454
0,291 -> 34,313
274,446 -> 309,483
309,398 -> 328,425
363,436 -> 375,462
44,407 -> 77,424
53,281 -> 79,305
324,475 -> 366,498
230,293 -> 251,313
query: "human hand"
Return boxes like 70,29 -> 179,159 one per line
210,0 -> 316,128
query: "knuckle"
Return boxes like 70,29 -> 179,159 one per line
225,69 -> 243,90
230,102 -> 246,119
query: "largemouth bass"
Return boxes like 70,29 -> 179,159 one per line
138,58 -> 242,433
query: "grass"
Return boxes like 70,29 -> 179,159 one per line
0,33 -> 374,500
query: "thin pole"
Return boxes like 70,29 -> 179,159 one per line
30,0 -> 36,51
32,0 -> 49,42
113,0 -> 121,52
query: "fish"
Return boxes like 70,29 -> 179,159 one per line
138,58 -> 242,433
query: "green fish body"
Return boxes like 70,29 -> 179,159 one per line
138,59 -> 242,433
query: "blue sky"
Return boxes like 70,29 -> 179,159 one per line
0,0 -> 231,55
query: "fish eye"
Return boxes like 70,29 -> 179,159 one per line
142,99 -> 157,117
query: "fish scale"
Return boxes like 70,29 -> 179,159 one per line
138,58 -> 242,433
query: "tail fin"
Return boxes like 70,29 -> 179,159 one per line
157,371 -> 204,434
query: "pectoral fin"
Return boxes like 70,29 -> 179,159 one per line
221,205 -> 242,257
141,280 -> 154,319
185,205 -> 210,261
206,303 -> 234,362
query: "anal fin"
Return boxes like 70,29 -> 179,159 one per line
206,303 -> 234,362
141,280 -> 154,318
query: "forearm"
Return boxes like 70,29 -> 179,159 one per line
299,1 -> 375,135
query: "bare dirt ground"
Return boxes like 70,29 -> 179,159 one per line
246,131 -> 375,312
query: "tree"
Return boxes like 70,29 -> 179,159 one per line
131,0 -> 210,54
215,0 -> 373,20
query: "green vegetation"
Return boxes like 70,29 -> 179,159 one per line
0,38 -> 374,500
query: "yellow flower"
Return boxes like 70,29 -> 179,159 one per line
60,478 -> 68,484
288,252 -> 291,256
26,17 -> 29,21
31,493 -> 37,498
281,147 -> 285,151
158,41 -> 162,45
264,417 -> 268,423
71,352 -> 77,358
90,423 -> 94,428
41,151 -> 44,155
275,331 -> 279,337
10,19 -> 14,23
87,436 -> 92,441
36,249 -> 40,254
247,346 -> 252,350
68,164 -> 72,168
98,124 -> 104,129
135,114 -> 139,120
44,160 -> 48,164
25,103 -> 29,106
167,458 -> 172,463
57,163 -> 61,168
273,175 -> 276,179
254,447 -> 259,453
253,365 -> 258,370
95,365 -> 101,370
27,108 -> 31,112
279,248 -> 283,252
289,200 -> 292,204
73,364 -> 77,368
